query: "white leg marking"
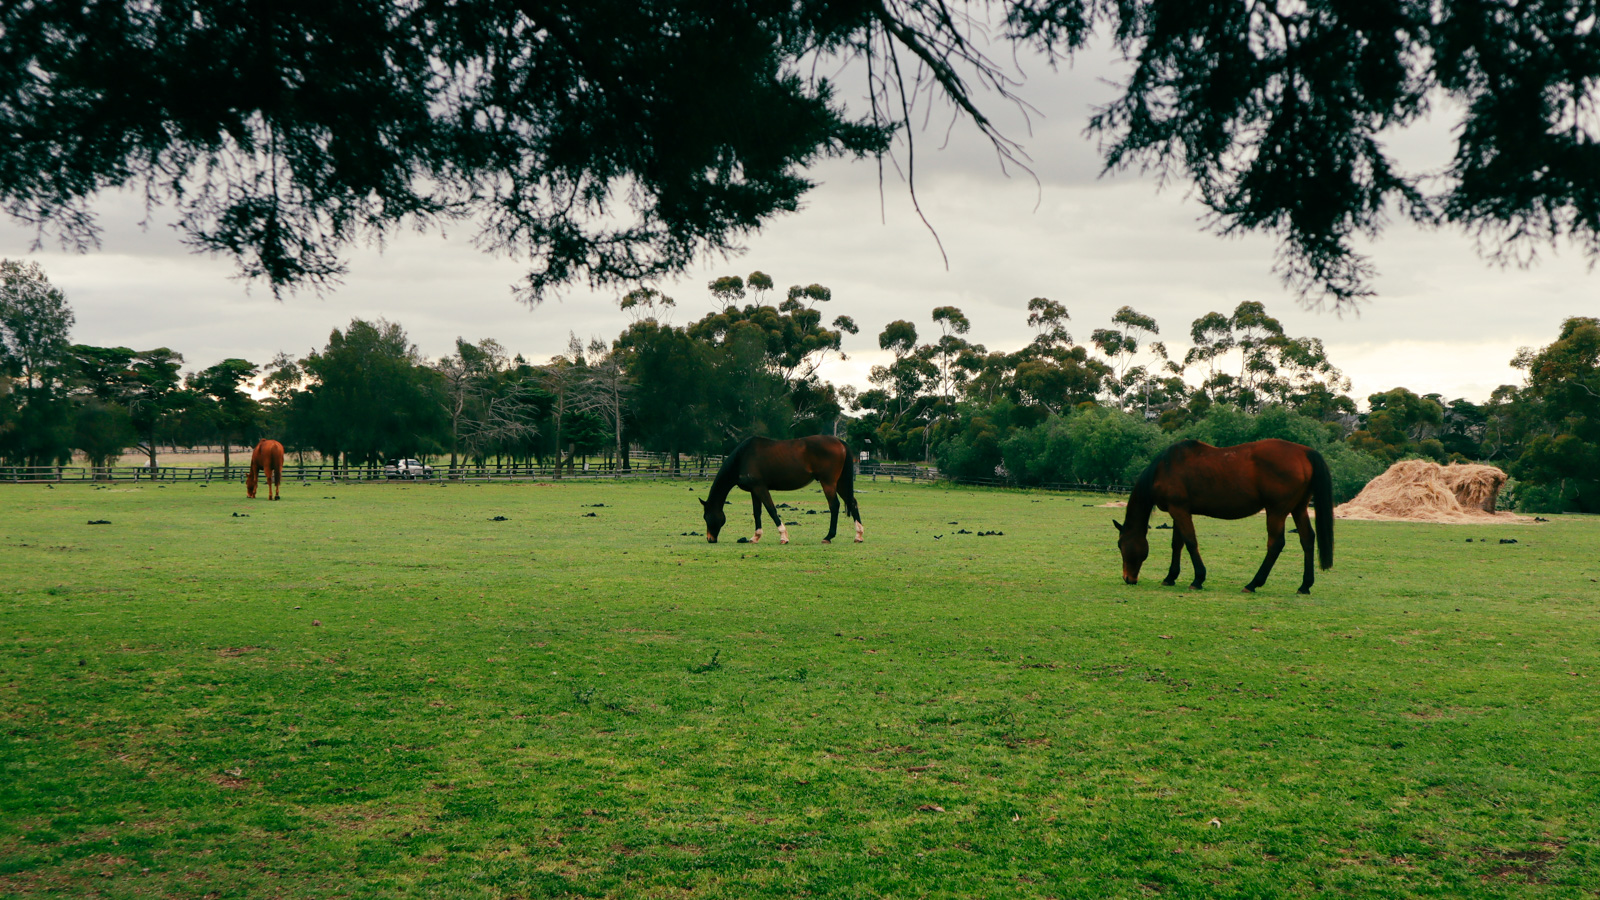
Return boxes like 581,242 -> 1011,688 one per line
855,521 -> 865,543
778,525 -> 789,544
753,528 -> 762,543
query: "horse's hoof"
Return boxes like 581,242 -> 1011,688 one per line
821,539 -> 831,545
1297,588 -> 1311,595
1161,579 -> 1176,587
1189,584 -> 1204,591
1241,586 -> 1256,594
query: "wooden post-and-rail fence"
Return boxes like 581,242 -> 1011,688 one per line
0,462 -> 724,484
0,460 -> 1129,494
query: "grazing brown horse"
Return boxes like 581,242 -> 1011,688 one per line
1115,439 -> 1333,593
247,439 -> 285,500
701,436 -> 863,544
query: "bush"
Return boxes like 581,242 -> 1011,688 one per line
937,400 -> 1386,500
1513,481 -> 1571,513
996,405 -> 1167,486
933,400 -> 1041,481
1320,443 -> 1387,503
1180,403 -> 1329,450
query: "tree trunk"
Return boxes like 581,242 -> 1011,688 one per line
614,412 -> 624,473
552,411 -> 563,479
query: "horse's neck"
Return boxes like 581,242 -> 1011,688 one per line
706,452 -> 741,504
1125,487 -> 1156,529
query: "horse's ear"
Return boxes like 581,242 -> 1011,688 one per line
698,497 -> 706,507
1112,519 -> 1123,532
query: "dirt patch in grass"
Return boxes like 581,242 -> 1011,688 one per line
1477,843 -> 1563,882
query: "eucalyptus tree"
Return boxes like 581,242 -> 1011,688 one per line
687,277 -> 855,431
578,337 -> 633,470
746,271 -> 776,305
190,358 -> 260,468
1229,302 -> 1287,403
1185,312 -> 1236,402
1512,317 -> 1600,511
0,259 -> 74,390
0,259 -> 75,466
926,306 -> 975,402
618,287 -> 676,324
1025,297 -> 1072,354
1090,306 -> 1159,408
870,319 -> 932,427
537,335 -> 588,475
708,276 -> 746,311
296,319 -> 445,471
435,338 -> 514,471
614,320 -> 714,473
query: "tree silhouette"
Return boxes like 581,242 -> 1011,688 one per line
12,3 -> 1600,306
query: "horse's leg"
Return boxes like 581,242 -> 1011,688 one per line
1170,508 -> 1206,590
1292,506 -> 1316,594
841,477 -> 863,543
1243,511 -> 1288,593
1162,524 -> 1184,586
760,490 -> 789,544
821,481 -> 840,544
751,491 -> 764,542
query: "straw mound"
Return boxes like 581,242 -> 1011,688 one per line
1336,460 -> 1526,523
1440,463 -> 1507,512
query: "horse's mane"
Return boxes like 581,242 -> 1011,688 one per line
708,436 -> 758,500
1127,440 -> 1198,526
1130,443 -> 1175,500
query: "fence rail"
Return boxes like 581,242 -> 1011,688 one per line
0,461 -> 1130,494
0,462 -> 740,483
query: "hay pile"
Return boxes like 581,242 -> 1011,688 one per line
1336,460 -> 1524,523
1440,463 -> 1507,512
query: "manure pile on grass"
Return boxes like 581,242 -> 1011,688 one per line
1335,459 -> 1523,523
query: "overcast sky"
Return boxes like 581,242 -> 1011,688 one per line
2,43 -> 1593,406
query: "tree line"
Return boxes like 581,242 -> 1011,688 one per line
3,259 -> 1596,511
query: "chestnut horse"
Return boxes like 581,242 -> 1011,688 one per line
247,439 -> 285,500
1115,439 -> 1333,593
701,436 -> 862,544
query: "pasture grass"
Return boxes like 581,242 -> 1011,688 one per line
2,478 -> 1598,898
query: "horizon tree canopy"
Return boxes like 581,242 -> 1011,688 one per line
2,0 -> 1598,309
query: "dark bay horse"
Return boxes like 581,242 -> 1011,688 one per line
247,439 -> 285,500
1115,439 -> 1333,593
701,436 -> 862,544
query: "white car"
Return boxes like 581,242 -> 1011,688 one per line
383,458 -> 435,480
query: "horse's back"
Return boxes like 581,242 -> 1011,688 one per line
740,435 -> 846,491
252,439 -> 285,469
1158,439 -> 1315,517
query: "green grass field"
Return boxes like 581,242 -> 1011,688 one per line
2,478 -> 1597,898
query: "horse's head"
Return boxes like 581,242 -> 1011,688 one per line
1113,519 -> 1148,584
700,497 -> 725,543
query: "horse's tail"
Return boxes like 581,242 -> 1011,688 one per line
1308,448 -> 1334,570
